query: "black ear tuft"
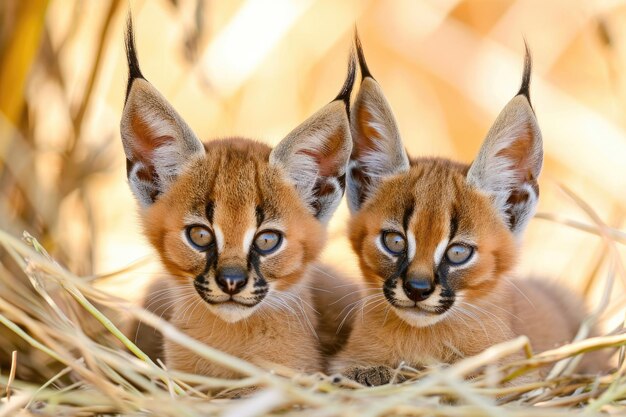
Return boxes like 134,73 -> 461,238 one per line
354,29 -> 373,80
125,14 -> 145,102
334,47 -> 357,115
516,41 -> 532,104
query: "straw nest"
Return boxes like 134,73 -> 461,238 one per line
0,201 -> 624,417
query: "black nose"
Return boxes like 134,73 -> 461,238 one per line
403,278 -> 434,302
216,267 -> 248,295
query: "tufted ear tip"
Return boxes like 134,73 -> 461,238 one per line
120,21 -> 204,208
516,41 -> 532,105
124,13 -> 146,103
354,28 -> 373,81
346,38 -> 409,213
467,60 -> 543,238
333,47 -> 357,115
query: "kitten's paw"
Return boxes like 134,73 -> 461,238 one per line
344,365 -> 404,386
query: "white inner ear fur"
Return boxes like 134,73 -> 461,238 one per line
466,95 -> 542,238
269,100 -> 352,224
121,79 -> 205,207
347,78 -> 410,213
127,161 -> 159,207
358,91 -> 410,181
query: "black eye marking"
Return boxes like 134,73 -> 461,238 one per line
449,210 -> 459,242
205,201 -> 215,224
402,203 -> 414,232
248,250 -> 268,292
255,205 -> 265,228
194,235 -> 219,293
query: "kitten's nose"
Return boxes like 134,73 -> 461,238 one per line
216,267 -> 248,295
403,277 -> 434,302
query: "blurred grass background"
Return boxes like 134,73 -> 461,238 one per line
1,0 -> 626,371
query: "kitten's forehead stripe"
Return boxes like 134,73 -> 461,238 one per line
255,206 -> 265,228
402,202 -> 414,232
449,211 -> 459,242
206,201 -> 215,224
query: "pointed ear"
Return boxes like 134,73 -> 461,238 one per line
467,48 -> 543,237
269,53 -> 356,224
120,16 -> 204,207
347,34 -> 409,213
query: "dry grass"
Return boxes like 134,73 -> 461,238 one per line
2,1 -> 626,415
0,206 -> 624,416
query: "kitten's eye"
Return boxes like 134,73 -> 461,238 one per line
382,231 -> 406,255
186,226 -> 213,250
445,244 -> 473,265
254,230 -> 282,254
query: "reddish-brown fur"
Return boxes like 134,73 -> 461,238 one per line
331,159 -> 585,378
141,140 -> 327,376
329,38 -> 605,385
120,19 -> 357,378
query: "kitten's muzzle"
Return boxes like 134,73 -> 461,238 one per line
403,276 -> 434,302
215,266 -> 247,295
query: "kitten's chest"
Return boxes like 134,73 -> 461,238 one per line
174,316 -> 268,356
380,321 -> 469,367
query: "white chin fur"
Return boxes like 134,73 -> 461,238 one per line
394,307 -> 449,328
208,302 -> 260,323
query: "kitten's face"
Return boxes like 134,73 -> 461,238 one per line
347,40 -> 541,328
120,25 -> 356,323
349,159 -> 516,327
144,141 -> 325,322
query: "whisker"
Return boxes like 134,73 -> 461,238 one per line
337,293 -> 383,317
382,304 -> 392,326
457,301 -> 510,339
450,305 -> 490,342
335,294 -> 386,335
502,277 -> 536,309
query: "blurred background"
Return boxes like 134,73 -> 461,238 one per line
1,0 -> 626,337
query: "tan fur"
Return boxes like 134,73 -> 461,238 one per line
309,265 -> 362,361
139,140 -> 324,376
121,75 -> 357,380
333,159 -> 517,369
134,263 -> 360,375
331,158 -> 600,380
120,21 -> 358,379
331,41 -> 604,384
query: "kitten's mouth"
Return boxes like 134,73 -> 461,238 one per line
382,279 -> 455,326
194,288 -> 265,308
393,302 -> 450,314
193,279 -> 266,305
192,282 -> 267,322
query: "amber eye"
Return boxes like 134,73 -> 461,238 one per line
382,231 -> 406,255
254,230 -> 282,255
445,244 -> 474,265
186,226 -> 213,250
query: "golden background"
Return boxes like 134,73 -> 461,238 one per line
1,0 -> 625,331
